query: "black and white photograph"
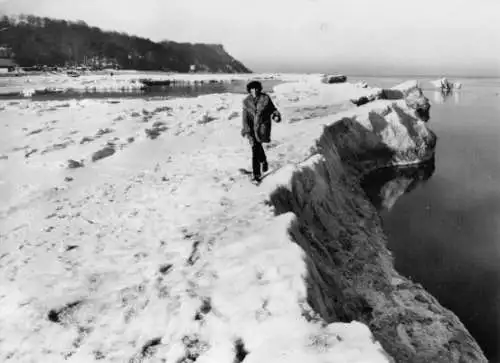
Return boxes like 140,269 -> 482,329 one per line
0,0 -> 499,361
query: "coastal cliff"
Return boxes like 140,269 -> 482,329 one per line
0,15 -> 251,73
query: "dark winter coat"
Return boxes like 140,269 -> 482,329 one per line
241,93 -> 280,143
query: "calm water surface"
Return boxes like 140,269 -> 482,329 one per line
361,77 -> 500,361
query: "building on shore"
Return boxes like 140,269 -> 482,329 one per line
0,58 -> 17,73
0,46 -> 17,73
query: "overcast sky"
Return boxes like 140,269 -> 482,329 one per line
1,0 -> 499,76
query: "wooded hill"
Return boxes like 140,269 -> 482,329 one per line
0,14 -> 251,72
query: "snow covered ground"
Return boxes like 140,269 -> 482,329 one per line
0,74 -> 484,362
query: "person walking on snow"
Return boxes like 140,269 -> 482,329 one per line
241,80 -> 282,184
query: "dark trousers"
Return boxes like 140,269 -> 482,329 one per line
252,141 -> 267,178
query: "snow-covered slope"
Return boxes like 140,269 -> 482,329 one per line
0,75 -> 486,362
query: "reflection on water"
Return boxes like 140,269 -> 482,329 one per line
361,157 -> 436,212
369,85 -> 500,361
432,88 -> 462,105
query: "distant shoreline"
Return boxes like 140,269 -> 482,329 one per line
1,71 -> 498,80
0,70 -> 255,78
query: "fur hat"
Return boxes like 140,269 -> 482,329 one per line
246,80 -> 263,93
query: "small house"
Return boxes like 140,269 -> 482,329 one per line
0,58 -> 17,73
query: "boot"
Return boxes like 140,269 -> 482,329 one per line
251,174 -> 262,185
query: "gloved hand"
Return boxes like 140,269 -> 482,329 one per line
271,111 -> 282,123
